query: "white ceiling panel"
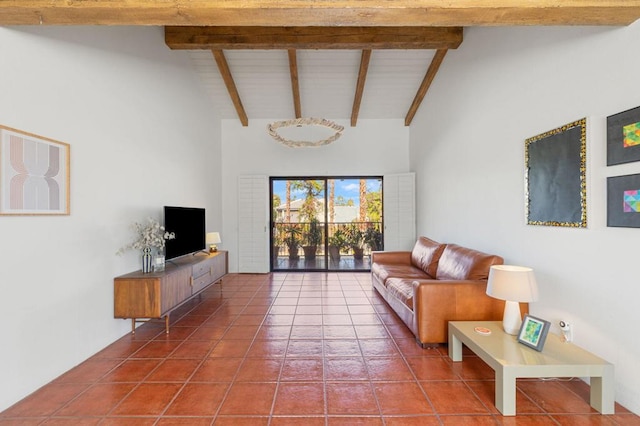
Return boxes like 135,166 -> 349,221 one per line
359,50 -> 436,119
225,50 -> 293,118
188,48 -> 439,124
296,50 -> 360,119
189,50 -> 237,119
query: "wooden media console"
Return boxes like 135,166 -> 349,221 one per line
114,251 -> 227,333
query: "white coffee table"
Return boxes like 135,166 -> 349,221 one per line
448,321 -> 614,416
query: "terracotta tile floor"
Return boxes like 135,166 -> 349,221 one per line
2,273 -> 638,425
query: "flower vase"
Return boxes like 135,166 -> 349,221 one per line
142,247 -> 153,273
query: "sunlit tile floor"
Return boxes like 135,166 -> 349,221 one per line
1,273 -> 638,425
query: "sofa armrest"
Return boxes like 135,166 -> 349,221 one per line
371,251 -> 412,265
411,279 -> 511,344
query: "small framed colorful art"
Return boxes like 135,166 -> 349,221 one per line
517,315 -> 550,352
607,173 -> 640,228
607,105 -> 640,166
0,125 -> 70,215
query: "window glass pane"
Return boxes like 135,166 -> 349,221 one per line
271,177 -> 382,272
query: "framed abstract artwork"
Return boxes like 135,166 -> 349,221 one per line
0,125 -> 70,215
525,118 -> 587,228
607,173 -> 640,228
607,105 -> 640,166
517,315 -> 550,352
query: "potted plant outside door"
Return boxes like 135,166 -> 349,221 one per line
345,223 -> 365,260
283,224 -> 302,260
328,228 -> 347,261
302,219 -> 323,260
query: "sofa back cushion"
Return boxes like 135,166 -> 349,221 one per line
435,244 -> 504,280
410,237 -> 446,277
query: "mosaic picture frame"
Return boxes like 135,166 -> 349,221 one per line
607,105 -> 640,166
525,118 -> 587,228
0,125 -> 70,215
607,173 -> 640,228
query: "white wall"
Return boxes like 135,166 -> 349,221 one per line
221,119 -> 410,272
0,26 -> 221,411
410,23 -> 640,414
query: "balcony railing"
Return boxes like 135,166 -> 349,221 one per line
272,221 -> 383,261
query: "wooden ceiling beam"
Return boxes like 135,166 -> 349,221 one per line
211,50 -> 249,127
405,49 -> 448,126
166,26 -> 462,50
288,49 -> 302,119
2,1 -> 640,26
351,50 -> 372,127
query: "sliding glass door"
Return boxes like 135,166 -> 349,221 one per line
270,177 -> 383,272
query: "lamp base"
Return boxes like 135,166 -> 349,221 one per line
502,300 -> 522,335
209,245 -> 218,253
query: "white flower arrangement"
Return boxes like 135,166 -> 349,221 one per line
117,217 -> 175,255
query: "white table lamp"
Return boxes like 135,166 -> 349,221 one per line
486,265 -> 539,335
206,232 -> 221,252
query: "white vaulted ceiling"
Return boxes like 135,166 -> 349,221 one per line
189,49 -> 437,122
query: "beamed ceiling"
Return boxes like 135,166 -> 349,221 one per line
2,1 -> 640,126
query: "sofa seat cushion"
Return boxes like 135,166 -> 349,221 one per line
410,237 -> 446,277
372,263 -> 431,287
436,244 -> 504,280
386,278 -> 414,310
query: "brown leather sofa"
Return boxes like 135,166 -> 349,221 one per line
371,237 -> 514,346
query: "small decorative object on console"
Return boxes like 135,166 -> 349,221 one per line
517,314 -> 550,352
154,253 -> 166,272
117,217 -> 175,273
142,247 -> 153,273
206,232 -> 221,252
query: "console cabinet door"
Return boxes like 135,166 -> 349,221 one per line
209,252 -> 227,283
114,278 -> 162,318
160,268 -> 192,314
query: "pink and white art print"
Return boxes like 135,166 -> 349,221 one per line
0,126 -> 70,215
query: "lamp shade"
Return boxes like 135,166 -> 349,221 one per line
486,265 -> 538,303
206,232 -> 221,245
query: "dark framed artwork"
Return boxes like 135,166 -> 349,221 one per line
607,173 -> 640,228
517,315 -> 550,352
525,118 -> 587,228
607,105 -> 640,166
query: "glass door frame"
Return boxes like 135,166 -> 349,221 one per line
270,176 -> 383,273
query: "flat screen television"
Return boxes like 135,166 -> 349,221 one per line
164,206 -> 206,260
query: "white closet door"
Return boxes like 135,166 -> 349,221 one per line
238,175 -> 270,273
383,173 -> 416,251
